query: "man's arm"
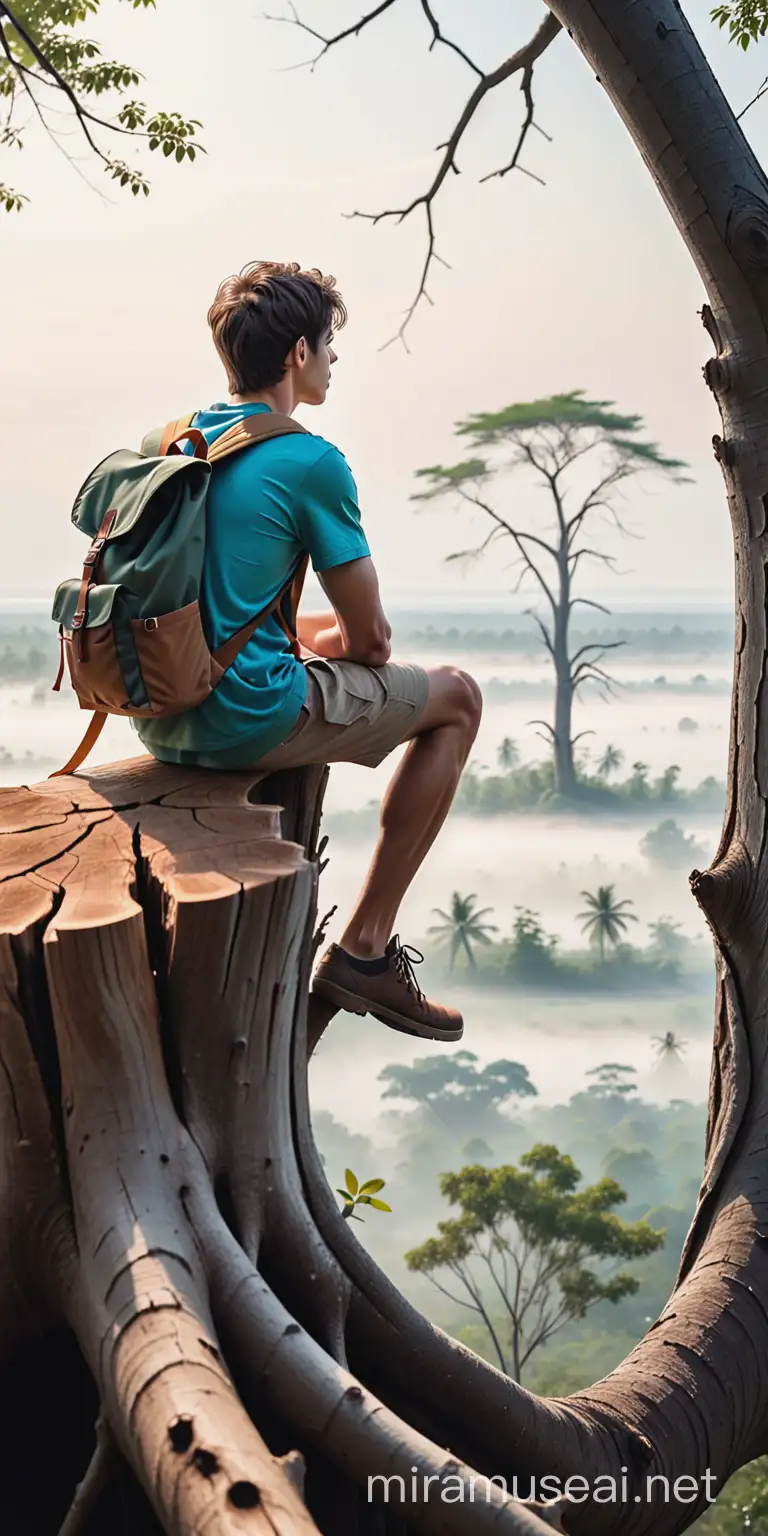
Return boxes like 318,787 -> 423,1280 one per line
297,556 -> 391,666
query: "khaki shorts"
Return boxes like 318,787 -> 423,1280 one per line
249,658 -> 430,773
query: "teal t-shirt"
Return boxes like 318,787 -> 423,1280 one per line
134,402 -> 370,766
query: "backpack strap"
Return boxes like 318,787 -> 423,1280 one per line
213,553 -> 309,672
49,710 -> 108,778
206,413 -> 311,669
140,413 -> 197,458
141,410 -> 308,461
207,411 -> 308,464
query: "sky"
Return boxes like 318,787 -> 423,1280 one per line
2,0 -> 766,606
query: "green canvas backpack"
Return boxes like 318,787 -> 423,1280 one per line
51,410 -> 309,776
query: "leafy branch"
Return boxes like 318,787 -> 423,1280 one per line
0,0 -> 203,209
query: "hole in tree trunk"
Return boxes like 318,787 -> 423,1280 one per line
228,1480 -> 261,1509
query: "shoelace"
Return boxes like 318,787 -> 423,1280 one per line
391,940 -> 426,1007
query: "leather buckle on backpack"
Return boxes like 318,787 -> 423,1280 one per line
84,537 -> 106,568
143,617 -> 159,632
71,613 -> 85,630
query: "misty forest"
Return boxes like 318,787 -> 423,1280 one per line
6,1 -> 768,1534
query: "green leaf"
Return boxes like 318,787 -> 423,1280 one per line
359,1178 -> 386,1194
368,1199 -> 392,1212
344,1169 -> 359,1196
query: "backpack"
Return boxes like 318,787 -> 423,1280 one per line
50,410 -> 309,777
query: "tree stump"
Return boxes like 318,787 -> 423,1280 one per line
0,755 -> 558,1536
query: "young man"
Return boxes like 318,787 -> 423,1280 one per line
137,260 -> 482,1042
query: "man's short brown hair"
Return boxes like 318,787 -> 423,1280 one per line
207,260 -> 347,394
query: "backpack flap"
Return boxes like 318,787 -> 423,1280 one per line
71,449 -> 210,541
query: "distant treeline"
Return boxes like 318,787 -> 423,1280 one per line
481,676 -> 729,703
0,627 -> 55,683
397,623 -> 733,658
0,620 -> 734,688
325,762 -> 725,838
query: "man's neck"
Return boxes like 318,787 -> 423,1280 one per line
230,386 -> 295,415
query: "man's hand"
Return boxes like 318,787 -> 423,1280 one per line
299,557 -> 391,667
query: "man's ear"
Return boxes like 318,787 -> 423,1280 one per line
285,338 -> 307,371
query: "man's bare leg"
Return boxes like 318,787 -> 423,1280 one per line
338,666 -> 483,959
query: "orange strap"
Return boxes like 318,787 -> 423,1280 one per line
49,711 -> 108,779
158,412 -> 197,456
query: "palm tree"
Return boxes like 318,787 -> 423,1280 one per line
598,744 -> 623,779
578,885 -> 638,962
652,1031 -> 688,1063
428,893 -> 499,971
497,737 -> 520,772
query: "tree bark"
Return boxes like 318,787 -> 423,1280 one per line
0,754 -> 558,1535
552,583 -> 577,798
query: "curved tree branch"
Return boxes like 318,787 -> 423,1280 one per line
336,9 -> 562,347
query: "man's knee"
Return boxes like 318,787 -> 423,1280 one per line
427,665 -> 483,735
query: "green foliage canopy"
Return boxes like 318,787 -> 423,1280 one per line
405,1145 -> 665,1380
378,1051 -> 537,1137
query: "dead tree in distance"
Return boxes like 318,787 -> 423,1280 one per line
411,392 -> 687,797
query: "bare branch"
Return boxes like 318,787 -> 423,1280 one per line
343,9 -> 561,346
454,488 -> 559,611
527,607 -> 556,660
480,57 -> 551,184
569,596 -> 612,617
738,72 -> 768,119
569,547 -> 620,573
460,490 -> 559,559
418,0 -> 483,77
569,639 -> 626,667
529,719 -> 557,742
567,465 -> 633,541
262,0 -> 401,71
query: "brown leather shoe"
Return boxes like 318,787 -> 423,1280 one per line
312,935 -> 464,1041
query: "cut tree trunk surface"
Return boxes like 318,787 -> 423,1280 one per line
0,755 -> 561,1536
